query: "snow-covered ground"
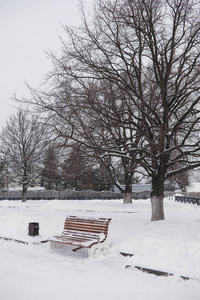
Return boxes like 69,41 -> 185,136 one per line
0,197 -> 200,300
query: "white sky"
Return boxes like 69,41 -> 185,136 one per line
0,0 -> 93,129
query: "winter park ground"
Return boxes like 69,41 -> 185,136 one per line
0,197 -> 200,300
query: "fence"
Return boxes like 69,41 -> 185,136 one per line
0,189 -> 151,201
175,195 -> 200,205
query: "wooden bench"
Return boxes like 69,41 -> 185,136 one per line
49,216 -> 112,256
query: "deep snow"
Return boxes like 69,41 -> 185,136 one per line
0,197 -> 200,300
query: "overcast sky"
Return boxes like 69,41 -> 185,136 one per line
0,0 -> 93,129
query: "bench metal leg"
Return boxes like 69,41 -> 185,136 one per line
88,241 -> 110,257
73,246 -> 84,252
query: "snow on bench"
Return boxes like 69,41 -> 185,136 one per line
49,216 -> 112,256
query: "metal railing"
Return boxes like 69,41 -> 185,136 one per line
175,195 -> 200,205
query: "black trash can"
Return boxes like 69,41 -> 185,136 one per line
28,222 -> 39,236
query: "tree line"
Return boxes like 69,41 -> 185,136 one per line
1,0 -> 200,221
0,110 -> 116,201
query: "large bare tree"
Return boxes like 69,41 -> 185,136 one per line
26,77 -> 142,203
17,0 -> 200,218
125,0 -> 200,219
0,109 -> 49,202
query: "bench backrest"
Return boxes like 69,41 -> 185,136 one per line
64,216 -> 111,235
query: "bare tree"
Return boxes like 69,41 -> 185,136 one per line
126,0 -> 200,219
0,109 -> 49,202
16,0 -> 200,218
25,77 -> 142,203
54,0 -> 200,219
41,144 -> 62,190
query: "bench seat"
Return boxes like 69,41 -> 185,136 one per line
49,216 -> 111,255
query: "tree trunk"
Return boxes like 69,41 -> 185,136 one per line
123,181 -> 132,204
150,176 -> 165,221
123,191 -> 132,204
22,184 -> 28,202
150,195 -> 165,221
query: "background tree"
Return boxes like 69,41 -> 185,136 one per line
0,109 -> 49,202
0,156 -> 8,191
61,142 -> 113,191
41,144 -> 62,190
